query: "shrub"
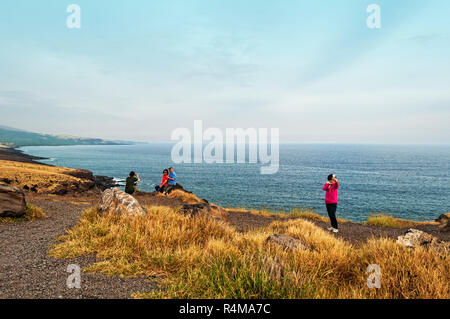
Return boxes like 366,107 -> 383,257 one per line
0,204 -> 46,223
365,213 -> 431,228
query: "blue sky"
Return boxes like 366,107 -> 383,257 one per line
0,0 -> 449,143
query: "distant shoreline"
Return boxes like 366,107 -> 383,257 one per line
0,146 -> 49,164
0,146 -> 121,191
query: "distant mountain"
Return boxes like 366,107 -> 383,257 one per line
0,125 -> 135,147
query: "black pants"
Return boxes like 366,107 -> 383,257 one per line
326,203 -> 338,229
155,185 -> 166,193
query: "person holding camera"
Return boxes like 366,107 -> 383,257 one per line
125,171 -> 141,195
323,174 -> 339,233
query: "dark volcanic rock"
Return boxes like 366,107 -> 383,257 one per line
436,213 -> 450,233
180,203 -> 211,217
94,175 -> 120,191
440,223 -> 450,233
0,178 -> 12,185
180,202 -> 228,222
165,183 -> 187,194
435,213 -> 450,224
65,169 -> 95,181
0,147 -> 48,164
0,184 -> 27,217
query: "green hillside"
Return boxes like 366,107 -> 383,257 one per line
0,125 -> 133,147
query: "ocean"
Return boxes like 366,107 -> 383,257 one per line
21,143 -> 450,222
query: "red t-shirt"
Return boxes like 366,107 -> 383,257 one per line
161,175 -> 169,186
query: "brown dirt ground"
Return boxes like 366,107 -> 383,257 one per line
225,210 -> 449,245
0,193 -> 158,299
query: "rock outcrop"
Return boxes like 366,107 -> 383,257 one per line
65,169 -> 120,191
98,188 -> 145,216
436,213 -> 450,233
439,222 -> 450,233
165,183 -> 187,194
64,169 -> 95,181
0,184 -> 27,217
94,175 -> 121,191
397,229 -> 449,255
436,213 -> 450,224
266,234 -> 310,251
180,202 -> 228,222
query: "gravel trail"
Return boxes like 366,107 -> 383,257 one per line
0,196 -> 157,299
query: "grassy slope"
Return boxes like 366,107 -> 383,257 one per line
0,159 -> 91,193
49,205 -> 449,299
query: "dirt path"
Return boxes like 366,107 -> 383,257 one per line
0,195 -> 157,299
226,211 -> 450,245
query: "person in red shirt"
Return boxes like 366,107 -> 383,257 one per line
155,169 -> 169,193
323,174 -> 339,233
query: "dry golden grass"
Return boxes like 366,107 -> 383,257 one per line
50,204 -> 449,299
226,207 -> 349,224
287,208 -> 328,221
0,204 -> 46,223
0,159 -> 90,193
166,190 -> 202,204
25,204 -> 47,220
225,207 -> 283,218
365,213 -> 437,228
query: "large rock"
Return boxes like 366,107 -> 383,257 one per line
180,202 -> 228,222
440,223 -> 450,233
266,234 -> 310,251
436,213 -> 450,233
98,188 -> 145,216
397,229 -> 449,255
436,213 -> 450,224
94,175 -> 121,191
0,184 -> 27,217
64,169 -> 95,181
164,183 -> 186,194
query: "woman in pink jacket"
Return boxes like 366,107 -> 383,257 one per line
323,174 -> 339,233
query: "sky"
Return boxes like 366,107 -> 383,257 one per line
0,0 -> 449,143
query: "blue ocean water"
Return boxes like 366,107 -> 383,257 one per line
21,144 -> 450,222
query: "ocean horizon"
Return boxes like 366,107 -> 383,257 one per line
21,143 -> 450,223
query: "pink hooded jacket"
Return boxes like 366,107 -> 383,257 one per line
323,181 -> 339,204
